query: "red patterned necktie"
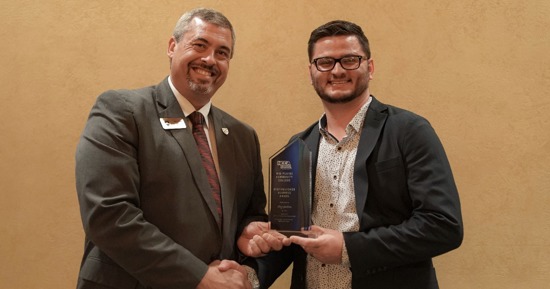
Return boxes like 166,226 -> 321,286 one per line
189,112 -> 223,225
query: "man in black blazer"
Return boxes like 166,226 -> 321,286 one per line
258,20 -> 463,289
76,8 -> 268,289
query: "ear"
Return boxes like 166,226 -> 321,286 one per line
167,37 -> 176,58
367,59 -> 374,80
308,64 -> 314,85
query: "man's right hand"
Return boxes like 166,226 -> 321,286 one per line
196,260 -> 252,289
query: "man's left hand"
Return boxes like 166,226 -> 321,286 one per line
288,225 -> 343,264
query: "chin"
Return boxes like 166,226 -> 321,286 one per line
322,92 -> 359,104
187,78 -> 215,94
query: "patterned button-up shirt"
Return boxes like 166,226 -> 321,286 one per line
306,97 -> 372,289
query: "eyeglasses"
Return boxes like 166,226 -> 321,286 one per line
311,55 -> 365,72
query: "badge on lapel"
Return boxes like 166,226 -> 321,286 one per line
160,118 -> 186,130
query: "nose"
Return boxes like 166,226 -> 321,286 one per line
331,61 -> 346,75
200,49 -> 216,65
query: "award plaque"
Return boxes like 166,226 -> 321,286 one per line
268,138 -> 312,236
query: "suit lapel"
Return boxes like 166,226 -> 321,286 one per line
210,107 -> 238,255
293,123 -> 321,206
155,79 -> 222,230
353,97 -> 388,224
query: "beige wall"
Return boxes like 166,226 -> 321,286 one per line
1,0 -> 549,288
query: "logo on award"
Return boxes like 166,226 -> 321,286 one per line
276,160 -> 292,170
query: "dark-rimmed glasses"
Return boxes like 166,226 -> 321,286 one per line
311,55 -> 364,72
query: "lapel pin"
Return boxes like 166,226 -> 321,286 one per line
222,128 -> 229,135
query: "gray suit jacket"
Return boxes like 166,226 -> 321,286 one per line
76,78 -> 267,289
259,96 -> 463,289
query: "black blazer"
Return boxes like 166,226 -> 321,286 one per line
76,78 -> 267,289
259,96 -> 463,289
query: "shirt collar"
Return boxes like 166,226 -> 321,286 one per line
318,96 -> 373,137
168,76 -> 212,128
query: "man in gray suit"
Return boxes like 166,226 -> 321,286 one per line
75,8 -> 271,289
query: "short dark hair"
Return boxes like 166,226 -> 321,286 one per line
307,20 -> 371,62
173,8 -> 235,58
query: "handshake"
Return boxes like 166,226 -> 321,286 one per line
198,222 -> 344,289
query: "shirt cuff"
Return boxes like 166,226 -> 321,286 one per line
341,240 -> 351,267
243,265 -> 260,289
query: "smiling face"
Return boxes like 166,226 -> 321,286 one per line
309,35 -> 374,104
167,17 -> 232,109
